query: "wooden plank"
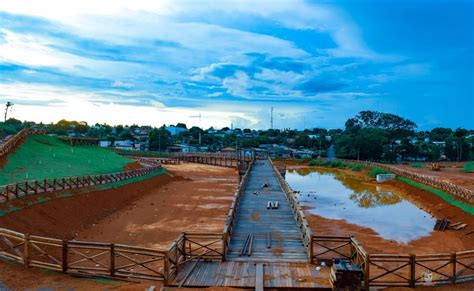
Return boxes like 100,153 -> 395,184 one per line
255,263 -> 264,291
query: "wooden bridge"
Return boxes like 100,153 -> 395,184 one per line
166,159 -> 333,289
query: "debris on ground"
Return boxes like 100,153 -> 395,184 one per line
434,219 -> 468,231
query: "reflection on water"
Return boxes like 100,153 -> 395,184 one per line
286,168 -> 436,243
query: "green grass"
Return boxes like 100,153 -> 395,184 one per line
368,167 -> 389,178
411,163 -> 425,169
0,135 -> 134,185
462,161 -> 474,173
398,177 -> 474,215
350,165 -> 363,171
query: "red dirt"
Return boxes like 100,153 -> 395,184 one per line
0,163 -> 238,289
123,161 -> 143,171
393,164 -> 474,191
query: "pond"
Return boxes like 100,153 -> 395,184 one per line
286,167 -> 436,243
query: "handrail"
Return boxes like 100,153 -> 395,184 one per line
336,158 -> 474,202
268,158 -> 313,261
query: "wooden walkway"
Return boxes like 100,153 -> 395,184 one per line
226,160 -> 308,262
169,261 -> 332,289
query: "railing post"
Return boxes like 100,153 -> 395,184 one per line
410,254 -> 416,287
364,254 -> 370,290
110,243 -> 115,276
309,235 -> 314,264
23,234 -> 30,268
62,240 -> 68,273
452,252 -> 457,284
164,251 -> 169,285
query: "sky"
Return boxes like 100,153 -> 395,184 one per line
0,0 -> 473,130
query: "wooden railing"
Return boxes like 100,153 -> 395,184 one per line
222,161 -> 253,258
0,165 -> 163,203
163,232 -> 224,284
367,251 -> 474,288
0,128 -> 35,158
337,159 -> 474,202
311,235 -> 474,288
269,158 -> 313,260
0,228 -> 167,281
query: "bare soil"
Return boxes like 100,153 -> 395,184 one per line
0,163 -> 238,289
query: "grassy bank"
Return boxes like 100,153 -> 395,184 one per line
0,167 -> 168,217
0,135 -> 134,185
307,159 -> 389,178
463,162 -> 474,173
397,176 -> 474,215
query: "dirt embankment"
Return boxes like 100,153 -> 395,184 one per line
287,164 -> 474,255
0,163 -> 238,289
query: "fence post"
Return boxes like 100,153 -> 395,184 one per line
62,240 -> 68,273
410,254 -> 416,287
364,254 -> 370,290
452,252 -> 457,284
110,243 -> 115,277
309,235 -> 314,264
23,234 -> 30,268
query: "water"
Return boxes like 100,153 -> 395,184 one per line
286,168 -> 436,243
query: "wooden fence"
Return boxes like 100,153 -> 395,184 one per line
311,235 -> 474,288
337,159 -> 474,202
0,128 -> 33,158
269,158 -> 313,260
0,227 -> 167,281
0,165 -> 162,203
222,161 -> 253,258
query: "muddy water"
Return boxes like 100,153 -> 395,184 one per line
286,168 -> 436,243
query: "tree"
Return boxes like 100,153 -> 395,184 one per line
149,128 -> 171,151
176,123 -> 187,129
345,111 -> 416,139
430,128 -> 452,141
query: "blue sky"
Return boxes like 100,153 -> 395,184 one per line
0,0 -> 472,129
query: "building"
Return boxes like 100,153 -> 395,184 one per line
166,144 -> 197,153
114,140 -> 134,150
99,140 -> 112,147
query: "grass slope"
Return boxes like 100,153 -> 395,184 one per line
0,135 -> 134,184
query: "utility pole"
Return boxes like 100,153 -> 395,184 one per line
198,113 -> 202,146
4,102 -> 13,122
270,107 -> 274,130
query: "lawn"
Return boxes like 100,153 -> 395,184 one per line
0,135 -> 134,185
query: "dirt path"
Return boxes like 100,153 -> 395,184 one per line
0,163 -> 238,289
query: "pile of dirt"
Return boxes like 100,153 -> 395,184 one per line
0,172 -> 177,239
123,161 -> 143,171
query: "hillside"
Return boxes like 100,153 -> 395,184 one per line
0,135 -> 134,185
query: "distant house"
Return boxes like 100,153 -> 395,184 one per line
99,140 -> 112,147
166,126 -> 187,136
166,144 -> 196,153
114,140 -> 134,150
259,144 -> 291,158
291,148 -> 314,159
